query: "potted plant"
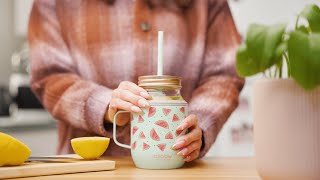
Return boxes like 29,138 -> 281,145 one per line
236,4 -> 320,180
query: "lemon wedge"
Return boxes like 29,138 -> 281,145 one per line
0,132 -> 31,166
71,137 -> 110,160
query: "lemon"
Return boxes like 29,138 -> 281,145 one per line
71,137 -> 110,160
0,132 -> 31,166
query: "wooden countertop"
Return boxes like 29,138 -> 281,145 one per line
15,157 -> 261,180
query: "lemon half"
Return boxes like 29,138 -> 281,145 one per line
0,132 -> 31,166
71,137 -> 110,160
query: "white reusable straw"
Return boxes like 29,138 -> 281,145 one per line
157,31 -> 164,76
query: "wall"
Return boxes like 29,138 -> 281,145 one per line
14,0 -> 34,36
229,0 -> 320,36
0,0 -> 24,86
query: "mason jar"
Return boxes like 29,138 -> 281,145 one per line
113,75 -> 189,169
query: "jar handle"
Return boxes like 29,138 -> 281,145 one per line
113,111 -> 131,149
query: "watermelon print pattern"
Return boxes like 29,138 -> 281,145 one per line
138,115 -> 144,123
139,131 -> 146,139
176,130 -> 183,136
157,143 -> 166,152
130,105 -> 187,153
172,114 -> 179,122
148,107 -> 156,117
143,142 -> 150,150
131,141 -> 136,149
165,132 -> 173,139
150,128 -> 160,141
132,126 -> 138,135
155,120 -> 169,129
162,108 -> 171,116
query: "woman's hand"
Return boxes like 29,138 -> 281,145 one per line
172,114 -> 202,162
105,81 -> 151,126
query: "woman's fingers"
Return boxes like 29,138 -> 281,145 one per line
118,81 -> 151,99
108,98 -> 141,126
183,150 -> 200,162
111,98 -> 142,113
106,81 -> 151,126
177,139 -> 202,157
176,114 -> 198,132
107,81 -> 151,125
107,104 -> 130,126
172,114 -> 200,150
172,127 -> 202,150
114,89 -> 150,108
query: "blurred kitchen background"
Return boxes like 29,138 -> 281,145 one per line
0,0 -> 319,156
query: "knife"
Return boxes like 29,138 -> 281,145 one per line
26,156 -> 83,163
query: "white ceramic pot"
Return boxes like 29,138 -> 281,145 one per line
253,79 -> 320,180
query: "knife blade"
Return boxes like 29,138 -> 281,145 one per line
26,156 -> 83,163
28,156 -> 78,160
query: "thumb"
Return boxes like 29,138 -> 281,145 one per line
114,113 -> 131,126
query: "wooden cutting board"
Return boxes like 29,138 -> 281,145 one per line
0,155 -> 115,179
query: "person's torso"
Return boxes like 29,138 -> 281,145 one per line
55,0 -> 210,101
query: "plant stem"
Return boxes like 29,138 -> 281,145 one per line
268,69 -> 272,78
284,53 -> 291,77
279,60 -> 283,78
263,71 -> 267,78
274,66 -> 278,78
295,15 -> 300,30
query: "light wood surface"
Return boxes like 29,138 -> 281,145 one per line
11,157 -> 261,180
0,155 -> 115,179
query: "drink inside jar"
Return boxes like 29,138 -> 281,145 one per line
151,96 -> 183,100
147,89 -> 184,100
138,75 -> 184,101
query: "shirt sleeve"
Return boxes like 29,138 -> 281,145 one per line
28,0 -> 112,137
188,0 -> 245,158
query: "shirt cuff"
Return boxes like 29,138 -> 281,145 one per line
198,121 -> 218,158
84,84 -> 113,137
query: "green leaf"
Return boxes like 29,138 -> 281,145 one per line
236,44 -> 259,77
288,31 -> 320,89
247,24 -> 286,69
246,24 -> 286,69
300,4 -> 320,32
236,23 -> 286,77
274,42 -> 287,60
297,25 -> 310,34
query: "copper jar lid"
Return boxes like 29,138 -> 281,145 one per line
138,75 -> 181,89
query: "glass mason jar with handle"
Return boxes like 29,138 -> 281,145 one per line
113,75 -> 188,169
